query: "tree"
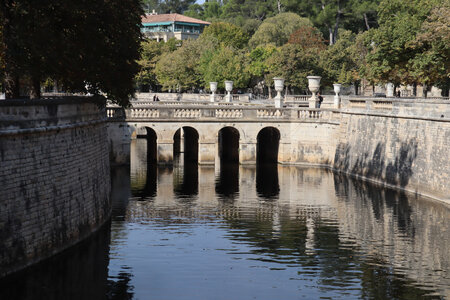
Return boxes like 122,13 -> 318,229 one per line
201,22 -> 249,49
1,0 -> 143,105
361,0 -> 441,89
288,26 -> 326,51
201,46 -> 250,90
221,0 -> 277,21
142,0 -> 195,14
249,13 -> 313,48
409,1 -> 450,94
266,43 -> 326,93
136,38 -> 180,92
320,30 -> 359,89
246,45 -> 278,93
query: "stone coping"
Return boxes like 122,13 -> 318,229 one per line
0,96 -> 105,107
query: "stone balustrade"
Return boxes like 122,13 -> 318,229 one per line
106,105 -> 339,123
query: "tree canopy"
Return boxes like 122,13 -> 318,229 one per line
249,13 -> 313,48
1,0 -> 143,105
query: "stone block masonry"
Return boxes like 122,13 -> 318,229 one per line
0,98 -> 111,278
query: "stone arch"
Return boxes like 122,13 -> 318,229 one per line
174,126 -> 199,163
218,126 -> 240,163
257,127 -> 280,163
144,127 -> 157,163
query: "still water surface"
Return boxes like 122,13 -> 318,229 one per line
1,139 -> 449,299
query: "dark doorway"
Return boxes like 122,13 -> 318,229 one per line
218,127 -> 240,163
257,127 -> 280,164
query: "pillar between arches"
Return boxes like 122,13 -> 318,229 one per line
278,142 -> 292,164
199,139 -> 216,165
239,141 -> 256,165
157,139 -> 174,165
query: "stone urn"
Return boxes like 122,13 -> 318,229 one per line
273,77 -> 285,108
333,83 -> 342,109
210,82 -> 218,102
386,82 -> 394,97
307,76 -> 321,108
225,80 -> 233,102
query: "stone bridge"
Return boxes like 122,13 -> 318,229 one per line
107,96 -> 450,203
107,102 -> 341,166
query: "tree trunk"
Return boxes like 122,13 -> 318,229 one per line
363,13 -> 370,30
277,0 -> 282,13
29,77 -> 41,99
268,86 -> 272,99
413,83 -> 417,96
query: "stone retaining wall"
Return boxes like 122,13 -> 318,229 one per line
333,98 -> 450,204
0,98 -> 111,278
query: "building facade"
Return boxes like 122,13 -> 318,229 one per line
141,13 -> 210,42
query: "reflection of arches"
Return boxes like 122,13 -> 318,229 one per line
173,127 -> 199,163
257,127 -> 280,163
215,163 -> 239,201
256,163 -> 279,199
218,127 -> 240,163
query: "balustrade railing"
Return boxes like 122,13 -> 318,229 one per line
107,105 -> 340,123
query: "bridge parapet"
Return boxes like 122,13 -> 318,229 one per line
106,104 -> 340,123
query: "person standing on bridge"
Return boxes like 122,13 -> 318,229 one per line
318,92 -> 323,108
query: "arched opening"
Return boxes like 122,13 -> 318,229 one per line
173,126 -> 199,198
145,127 -> 157,164
218,127 -> 240,163
173,127 -> 199,163
257,127 -> 280,164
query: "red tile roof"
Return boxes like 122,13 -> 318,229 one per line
142,13 -> 211,25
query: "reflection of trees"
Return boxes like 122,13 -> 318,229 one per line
106,268 -> 134,300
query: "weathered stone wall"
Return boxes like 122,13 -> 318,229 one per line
0,98 -> 111,278
334,98 -> 450,203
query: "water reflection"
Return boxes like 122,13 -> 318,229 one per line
173,157 -> 198,199
1,139 -> 449,299
215,162 -> 239,201
256,163 -> 280,199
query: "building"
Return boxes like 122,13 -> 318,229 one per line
141,12 -> 211,42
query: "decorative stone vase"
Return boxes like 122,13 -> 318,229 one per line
307,76 -> 321,108
210,82 -> 218,103
333,83 -> 342,109
386,82 -> 394,97
273,77 -> 285,108
224,80 -> 233,102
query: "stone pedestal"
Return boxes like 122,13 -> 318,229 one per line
157,141 -> 174,165
239,142 -> 257,164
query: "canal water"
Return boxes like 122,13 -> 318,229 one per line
1,139 -> 449,299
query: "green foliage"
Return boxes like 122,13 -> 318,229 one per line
201,46 -> 250,90
201,22 -> 249,49
247,45 -> 278,79
319,30 -> 358,85
221,0 -> 277,21
136,38 -> 180,90
185,0 -> 223,20
249,13 -> 313,48
361,0 -> 445,87
266,43 -> 326,92
142,0 -> 195,14
1,0 -> 143,104
155,39 -> 205,91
